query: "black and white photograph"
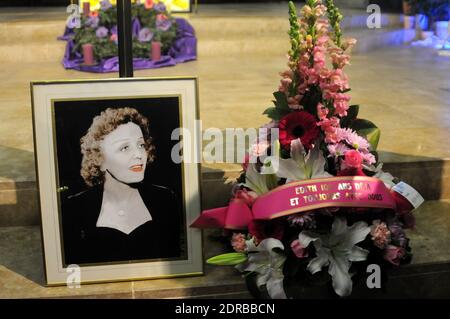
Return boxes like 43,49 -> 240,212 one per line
31,78 -> 202,285
56,99 -> 184,265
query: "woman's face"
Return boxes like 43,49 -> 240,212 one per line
100,122 -> 148,184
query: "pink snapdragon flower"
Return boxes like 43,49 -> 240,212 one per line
279,70 -> 294,93
331,53 -> 350,69
314,4 -> 327,17
327,69 -> 350,93
306,68 -> 320,85
317,117 -> 340,143
288,95 -> 303,110
332,93 -> 351,117
341,38 -> 358,51
317,103 -> 329,120
316,18 -> 330,36
301,5 -> 313,17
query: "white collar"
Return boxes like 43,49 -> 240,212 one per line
96,187 -> 152,235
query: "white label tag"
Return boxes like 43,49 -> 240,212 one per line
392,182 -> 424,209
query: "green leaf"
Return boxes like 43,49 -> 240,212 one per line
273,91 -> 290,112
350,119 -> 381,150
206,253 -> 248,266
263,107 -> 283,121
340,105 -> 359,127
301,86 -> 321,116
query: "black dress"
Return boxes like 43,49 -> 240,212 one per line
61,183 -> 182,265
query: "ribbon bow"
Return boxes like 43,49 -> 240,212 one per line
190,189 -> 256,230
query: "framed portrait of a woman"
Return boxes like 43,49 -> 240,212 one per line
31,77 -> 203,285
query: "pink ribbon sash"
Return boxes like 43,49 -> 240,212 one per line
191,176 -> 396,230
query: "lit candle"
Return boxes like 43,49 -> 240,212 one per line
151,41 -> 161,61
83,1 -> 90,17
82,43 -> 95,65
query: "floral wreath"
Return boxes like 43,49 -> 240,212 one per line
191,0 -> 424,298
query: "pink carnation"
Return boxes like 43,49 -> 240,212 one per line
291,240 -> 309,259
370,220 -> 391,249
231,233 -> 247,253
383,245 -> 406,266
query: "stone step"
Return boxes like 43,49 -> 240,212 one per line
0,199 -> 449,298
0,7 -> 403,44
0,27 -> 415,63
0,6 -> 407,63
1,154 -> 449,227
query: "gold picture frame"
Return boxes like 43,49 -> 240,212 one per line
31,77 -> 203,286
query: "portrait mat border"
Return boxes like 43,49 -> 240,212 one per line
31,77 -> 203,286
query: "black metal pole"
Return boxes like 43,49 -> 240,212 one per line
117,0 -> 133,77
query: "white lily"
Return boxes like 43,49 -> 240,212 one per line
372,163 -> 396,188
277,139 -> 332,182
298,217 -> 371,297
236,238 -> 287,299
244,163 -> 278,195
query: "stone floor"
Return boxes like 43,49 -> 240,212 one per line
1,199 -> 449,298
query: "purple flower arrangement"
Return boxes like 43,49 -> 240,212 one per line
69,0 -> 178,61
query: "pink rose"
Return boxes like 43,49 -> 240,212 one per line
291,240 -> 309,259
338,150 -> 365,176
383,245 -> 405,266
343,150 -> 362,168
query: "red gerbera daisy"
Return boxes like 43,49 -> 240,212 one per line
279,111 -> 320,150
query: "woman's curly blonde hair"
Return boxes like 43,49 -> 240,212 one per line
80,107 -> 155,187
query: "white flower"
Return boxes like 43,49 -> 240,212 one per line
364,163 -> 396,189
236,238 -> 287,299
244,163 -> 268,195
277,139 -> 332,182
298,217 -> 371,297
